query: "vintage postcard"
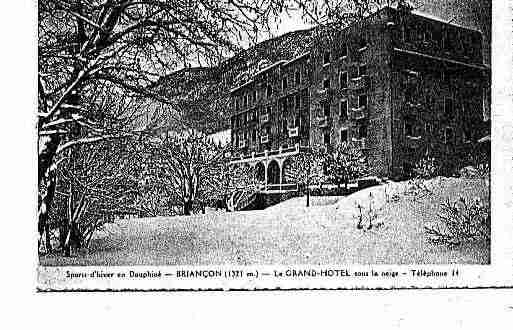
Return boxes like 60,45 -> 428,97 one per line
37,0 -> 512,291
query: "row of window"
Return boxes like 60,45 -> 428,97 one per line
234,122 -> 302,148
234,70 -> 304,111
322,95 -> 368,118
402,23 -> 481,59
323,124 -> 367,146
404,119 -> 475,144
233,93 -> 304,128
322,37 -> 368,65
322,65 -> 367,90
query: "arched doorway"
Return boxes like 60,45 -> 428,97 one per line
267,160 -> 280,185
282,157 -> 294,184
255,162 -> 265,183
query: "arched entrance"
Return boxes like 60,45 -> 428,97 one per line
282,157 -> 294,184
255,162 -> 265,183
267,160 -> 280,185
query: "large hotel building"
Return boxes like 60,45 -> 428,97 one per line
228,6 -> 490,192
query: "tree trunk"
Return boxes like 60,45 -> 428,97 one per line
38,162 -> 58,254
183,200 -> 192,215
38,135 -> 61,187
306,187 -> 310,207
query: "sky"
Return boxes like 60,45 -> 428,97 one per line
267,0 -> 491,64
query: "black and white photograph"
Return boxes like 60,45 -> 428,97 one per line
33,0 -> 511,292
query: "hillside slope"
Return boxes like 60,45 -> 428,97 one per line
152,29 -> 314,133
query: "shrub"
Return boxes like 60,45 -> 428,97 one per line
425,196 -> 490,246
354,192 -> 383,230
413,157 -> 439,179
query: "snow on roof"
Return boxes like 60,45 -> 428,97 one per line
283,52 -> 310,67
230,60 -> 286,93
253,60 -> 286,76
412,10 -> 482,33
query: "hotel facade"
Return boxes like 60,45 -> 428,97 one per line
228,6 -> 490,193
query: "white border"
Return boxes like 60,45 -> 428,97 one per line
1,0 -> 513,327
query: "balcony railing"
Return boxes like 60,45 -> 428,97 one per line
260,113 -> 269,124
351,138 -> 367,149
405,135 -> 422,148
318,116 -> 332,128
260,134 -> 269,143
406,101 -> 423,109
350,106 -> 367,120
288,127 -> 299,137
350,75 -> 369,90
230,143 -> 302,163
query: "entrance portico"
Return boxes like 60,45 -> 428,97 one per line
230,143 -> 303,193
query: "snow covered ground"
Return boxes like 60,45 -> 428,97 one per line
40,177 -> 490,266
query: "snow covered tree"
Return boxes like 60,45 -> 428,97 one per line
143,130 -> 228,215
47,137 -> 143,255
38,0 -> 325,246
286,147 -> 326,207
325,142 -> 368,191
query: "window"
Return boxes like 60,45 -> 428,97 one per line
445,127 -> 454,144
405,84 -> 415,102
252,129 -> 257,143
323,131 -> 331,145
323,51 -> 331,65
358,36 -> 368,50
442,70 -> 451,84
424,27 -> 433,43
406,26 -> 417,43
294,115 -> 301,127
282,77 -> 288,90
295,70 -> 301,85
340,128 -> 348,143
444,97 -> 454,117
358,94 -> 368,108
295,94 -> 301,110
283,120 -> 288,133
266,85 -> 273,98
339,99 -> 348,120
463,128 -> 472,143
358,121 -> 367,139
340,43 -> 348,58
323,78 -> 331,89
358,64 -> 367,77
444,29 -> 457,52
339,71 -> 348,89
252,90 -> 257,103
425,122 -> 432,135
323,101 -> 331,117
282,98 -> 288,114
405,119 -> 414,136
